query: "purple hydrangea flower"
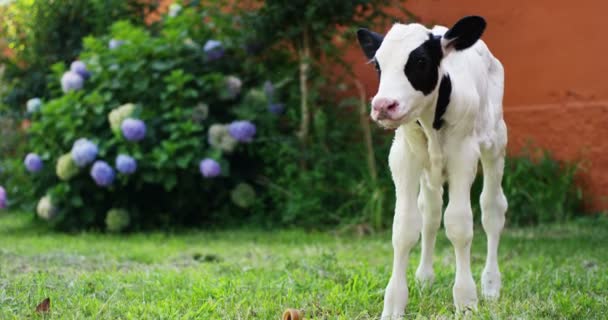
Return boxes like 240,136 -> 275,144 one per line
268,103 -> 285,115
204,40 -> 224,61
90,160 -> 115,187
70,61 -> 91,80
0,186 -> 6,209
115,154 -> 137,174
71,138 -> 98,167
199,159 -> 221,178
61,71 -> 84,93
109,39 -> 125,50
121,118 -> 147,142
24,153 -> 43,173
228,120 -> 256,142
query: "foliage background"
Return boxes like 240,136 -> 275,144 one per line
0,0 -> 158,109
0,0 -> 585,231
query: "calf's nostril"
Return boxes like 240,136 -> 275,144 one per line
387,102 -> 397,111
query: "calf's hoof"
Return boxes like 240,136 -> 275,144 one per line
453,279 -> 478,313
481,270 -> 501,300
380,312 -> 405,320
415,267 -> 435,288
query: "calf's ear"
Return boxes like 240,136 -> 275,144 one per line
357,28 -> 384,60
441,16 -> 486,53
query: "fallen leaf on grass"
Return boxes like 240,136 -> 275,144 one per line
35,297 -> 50,313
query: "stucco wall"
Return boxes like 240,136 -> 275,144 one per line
346,0 -> 608,211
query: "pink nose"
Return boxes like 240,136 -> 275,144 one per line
372,98 -> 398,113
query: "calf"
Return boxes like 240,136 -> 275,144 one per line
356,16 -> 507,318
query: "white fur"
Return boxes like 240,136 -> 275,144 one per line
372,23 -> 508,318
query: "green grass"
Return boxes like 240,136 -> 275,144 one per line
0,213 -> 606,319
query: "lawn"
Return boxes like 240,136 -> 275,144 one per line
0,213 -> 606,319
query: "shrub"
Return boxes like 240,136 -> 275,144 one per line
452,148 -> 584,227
21,6 -> 289,230
0,0 -> 157,213
235,0 -> 413,229
0,0 -> 157,110
252,93 -> 395,228
0,108 -> 34,209
488,149 -> 583,226
242,0 -> 412,148
6,1 -> 585,231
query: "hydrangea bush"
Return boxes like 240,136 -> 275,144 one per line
21,7 -> 289,230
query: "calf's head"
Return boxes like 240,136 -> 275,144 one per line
357,16 -> 486,129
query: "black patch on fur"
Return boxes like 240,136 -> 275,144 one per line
433,74 -> 451,129
373,58 -> 381,77
443,16 -> 486,51
357,28 -> 384,60
404,34 -> 443,95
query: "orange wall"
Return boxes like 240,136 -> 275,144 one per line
404,0 -> 608,106
347,0 -> 608,211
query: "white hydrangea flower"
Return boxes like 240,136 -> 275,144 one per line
56,153 -> 79,181
208,124 -> 237,153
108,103 -> 136,133
37,195 -> 57,220
225,76 -> 243,99
192,103 -> 209,123
168,3 -> 182,17
26,98 -> 42,113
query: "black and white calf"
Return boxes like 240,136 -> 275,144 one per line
357,16 -> 507,318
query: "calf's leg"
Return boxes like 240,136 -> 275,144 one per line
381,129 -> 424,319
480,148 -> 507,300
415,175 -> 443,286
444,139 -> 479,312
